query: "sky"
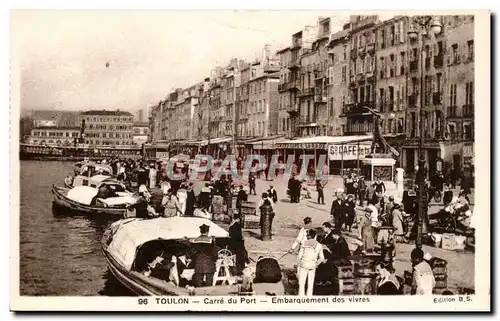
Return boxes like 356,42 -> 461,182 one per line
13,10 -> 357,114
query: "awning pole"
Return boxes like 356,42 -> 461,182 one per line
341,142 -> 344,177
357,140 -> 360,175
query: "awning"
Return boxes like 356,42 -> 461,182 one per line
251,138 -> 291,150
198,137 -> 232,146
275,135 -> 373,150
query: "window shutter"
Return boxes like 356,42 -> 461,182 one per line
400,21 -> 405,43
456,44 -> 461,63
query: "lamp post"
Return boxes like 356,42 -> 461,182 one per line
407,16 -> 442,248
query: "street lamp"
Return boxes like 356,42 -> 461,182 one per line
407,16 -> 442,249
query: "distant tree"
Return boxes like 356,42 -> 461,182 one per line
19,116 -> 34,142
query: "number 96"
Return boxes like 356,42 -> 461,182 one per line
138,298 -> 148,305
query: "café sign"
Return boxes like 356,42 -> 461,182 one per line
328,144 -> 371,161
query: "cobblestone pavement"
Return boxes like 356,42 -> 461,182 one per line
237,176 -> 475,292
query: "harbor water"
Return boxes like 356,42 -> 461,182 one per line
19,160 -> 132,296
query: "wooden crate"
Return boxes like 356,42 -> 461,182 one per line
332,261 -> 354,279
333,278 -> 355,295
430,257 -> 448,276
434,274 -> 448,289
243,214 -> 260,229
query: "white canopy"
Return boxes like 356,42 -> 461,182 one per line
106,217 -> 229,271
274,135 -> 373,150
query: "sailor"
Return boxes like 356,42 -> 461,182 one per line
411,248 -> 436,295
148,163 -> 157,189
191,224 -> 218,287
290,217 -> 312,253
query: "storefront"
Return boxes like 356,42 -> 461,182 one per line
274,135 -> 373,175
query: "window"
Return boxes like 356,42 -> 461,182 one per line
466,82 -> 474,105
400,51 -> 406,75
452,44 -> 459,64
389,54 -> 395,77
390,25 -> 395,46
341,66 -> 347,82
379,57 -> 385,78
379,88 -> 385,111
343,45 -> 347,60
380,29 -> 386,49
467,40 -> 474,61
436,73 -> 443,93
450,84 -> 457,106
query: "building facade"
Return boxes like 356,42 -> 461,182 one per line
326,27 -> 350,136
26,126 -> 80,146
81,110 -> 134,146
133,122 -> 149,146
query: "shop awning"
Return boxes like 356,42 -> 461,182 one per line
275,135 -> 373,150
250,138 -> 290,150
198,137 -> 232,146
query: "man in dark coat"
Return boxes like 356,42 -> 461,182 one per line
343,194 -> 356,232
236,185 -> 248,211
248,173 -> 257,195
267,185 -> 278,203
228,214 -> 248,275
328,228 -> 351,261
191,224 -> 218,287
330,193 -> 345,230
137,165 -> 149,187
184,183 -> 196,216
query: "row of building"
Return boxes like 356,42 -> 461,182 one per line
149,14 -> 475,176
23,110 -> 150,148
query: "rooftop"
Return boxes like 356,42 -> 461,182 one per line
32,126 -> 80,130
81,110 -> 133,116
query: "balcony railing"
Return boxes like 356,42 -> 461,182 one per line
341,102 -> 374,116
358,45 -> 366,58
299,115 -> 317,125
351,48 -> 357,60
357,73 -> 366,84
279,80 -> 300,92
367,43 -> 376,54
289,59 -> 301,69
432,92 -> 442,105
366,71 -> 374,82
409,60 -> 418,72
446,106 -> 458,118
286,103 -> 300,114
434,54 -> 444,68
314,93 -> 327,104
463,104 -> 474,118
298,87 -> 315,97
239,113 -> 249,121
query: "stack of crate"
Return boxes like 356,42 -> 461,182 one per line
351,256 -> 379,295
240,201 -> 260,229
430,257 -> 448,290
332,260 -> 355,295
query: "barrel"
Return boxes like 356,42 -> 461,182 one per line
430,257 -> 448,276
434,274 -> 448,289
260,204 -> 273,241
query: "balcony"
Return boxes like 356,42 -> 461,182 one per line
351,48 -> 358,60
238,113 -> 249,121
298,87 -> 315,97
367,43 -> 376,54
298,115 -> 318,126
446,106 -> 458,118
357,73 -> 366,84
358,45 -> 366,58
314,93 -> 327,104
408,93 -> 418,106
366,71 -> 374,82
289,59 -> 301,70
409,60 -> 418,72
463,104 -> 474,118
286,103 -> 300,115
434,54 -> 444,68
425,57 -> 431,70
315,70 -> 325,80
432,92 -> 442,105
279,80 -> 300,92
341,103 -> 373,116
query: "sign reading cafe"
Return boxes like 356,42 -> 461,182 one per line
328,144 -> 371,161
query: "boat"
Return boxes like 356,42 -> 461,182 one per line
101,216 -> 286,296
52,178 -> 138,218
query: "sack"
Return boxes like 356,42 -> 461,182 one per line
255,257 -> 282,283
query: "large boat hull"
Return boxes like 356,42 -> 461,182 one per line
52,185 -> 127,218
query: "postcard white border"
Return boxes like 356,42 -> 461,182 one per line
8,8 -> 491,313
